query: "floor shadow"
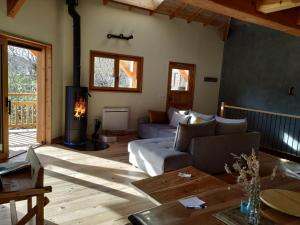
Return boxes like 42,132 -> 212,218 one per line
44,169 -> 153,225
0,205 -> 58,225
53,134 -> 137,164
45,169 -> 145,202
37,152 -> 146,184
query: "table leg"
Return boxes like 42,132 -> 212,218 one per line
36,194 -> 44,225
10,200 -> 18,225
27,197 -> 33,225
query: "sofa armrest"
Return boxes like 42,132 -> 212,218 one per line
138,116 -> 150,124
188,132 -> 260,174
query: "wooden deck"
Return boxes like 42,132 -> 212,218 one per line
9,129 -> 38,152
0,135 -> 154,225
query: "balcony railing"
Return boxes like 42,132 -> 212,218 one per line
221,102 -> 300,159
8,93 -> 37,129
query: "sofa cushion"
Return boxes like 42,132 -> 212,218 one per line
215,116 -> 247,135
138,123 -> 176,139
174,120 -> 216,152
128,138 -> 193,176
149,110 -> 168,124
189,111 -> 215,124
190,117 -> 205,124
170,112 -> 190,127
167,107 -> 189,122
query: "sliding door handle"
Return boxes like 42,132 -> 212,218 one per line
6,98 -> 11,115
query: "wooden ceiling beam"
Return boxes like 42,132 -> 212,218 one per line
169,3 -> 187,19
186,9 -> 203,23
256,0 -> 300,13
203,14 -> 218,26
7,0 -> 26,17
182,0 -> 300,36
106,0 -> 163,11
298,8 -> 300,25
222,17 -> 231,41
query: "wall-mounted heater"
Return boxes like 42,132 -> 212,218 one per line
102,107 -> 129,131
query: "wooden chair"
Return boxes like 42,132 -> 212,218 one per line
0,147 -> 52,225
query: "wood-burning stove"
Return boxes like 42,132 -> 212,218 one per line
64,86 -> 88,146
64,0 -> 108,150
64,0 -> 87,146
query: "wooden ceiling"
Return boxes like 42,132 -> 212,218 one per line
6,0 -> 300,38
181,0 -> 300,36
103,0 -> 232,40
104,0 -> 300,37
104,0 -> 164,11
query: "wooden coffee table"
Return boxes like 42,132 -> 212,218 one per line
131,166 -> 227,205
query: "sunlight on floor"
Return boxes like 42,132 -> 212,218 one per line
0,142 -> 154,225
44,164 -> 144,196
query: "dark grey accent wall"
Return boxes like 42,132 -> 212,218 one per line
219,21 -> 300,116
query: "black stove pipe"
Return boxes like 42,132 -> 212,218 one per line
67,0 -> 81,87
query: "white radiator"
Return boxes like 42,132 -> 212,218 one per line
102,107 -> 129,131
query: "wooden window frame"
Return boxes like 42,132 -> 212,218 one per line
89,50 -> 143,93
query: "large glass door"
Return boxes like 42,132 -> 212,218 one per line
0,38 -> 9,161
8,45 -> 39,152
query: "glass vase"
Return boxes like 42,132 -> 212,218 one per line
247,180 -> 261,225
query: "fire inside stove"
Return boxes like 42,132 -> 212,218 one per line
74,97 -> 86,119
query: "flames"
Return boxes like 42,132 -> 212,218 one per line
74,97 -> 86,119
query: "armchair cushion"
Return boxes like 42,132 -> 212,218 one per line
174,120 -> 216,152
189,111 -> 215,123
169,112 -> 190,128
216,116 -> 247,135
167,107 -> 189,122
188,132 -> 260,174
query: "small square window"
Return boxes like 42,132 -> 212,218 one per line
90,51 -> 143,92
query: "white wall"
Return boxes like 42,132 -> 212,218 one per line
62,0 -> 224,134
0,0 -> 63,139
0,0 -> 224,137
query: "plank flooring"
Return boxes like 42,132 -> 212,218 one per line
0,136 -> 155,225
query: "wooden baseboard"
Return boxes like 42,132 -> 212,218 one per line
51,136 -> 63,144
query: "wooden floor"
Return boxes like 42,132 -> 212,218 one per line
0,136 -> 155,225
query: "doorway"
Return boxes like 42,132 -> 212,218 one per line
0,34 -> 52,161
8,45 -> 39,152
166,62 -> 196,110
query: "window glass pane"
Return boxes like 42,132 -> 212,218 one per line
119,60 -> 138,89
93,57 -> 115,87
171,69 -> 189,91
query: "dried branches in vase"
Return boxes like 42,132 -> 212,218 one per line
224,149 -> 277,225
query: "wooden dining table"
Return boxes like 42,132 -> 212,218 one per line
129,152 -> 300,225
